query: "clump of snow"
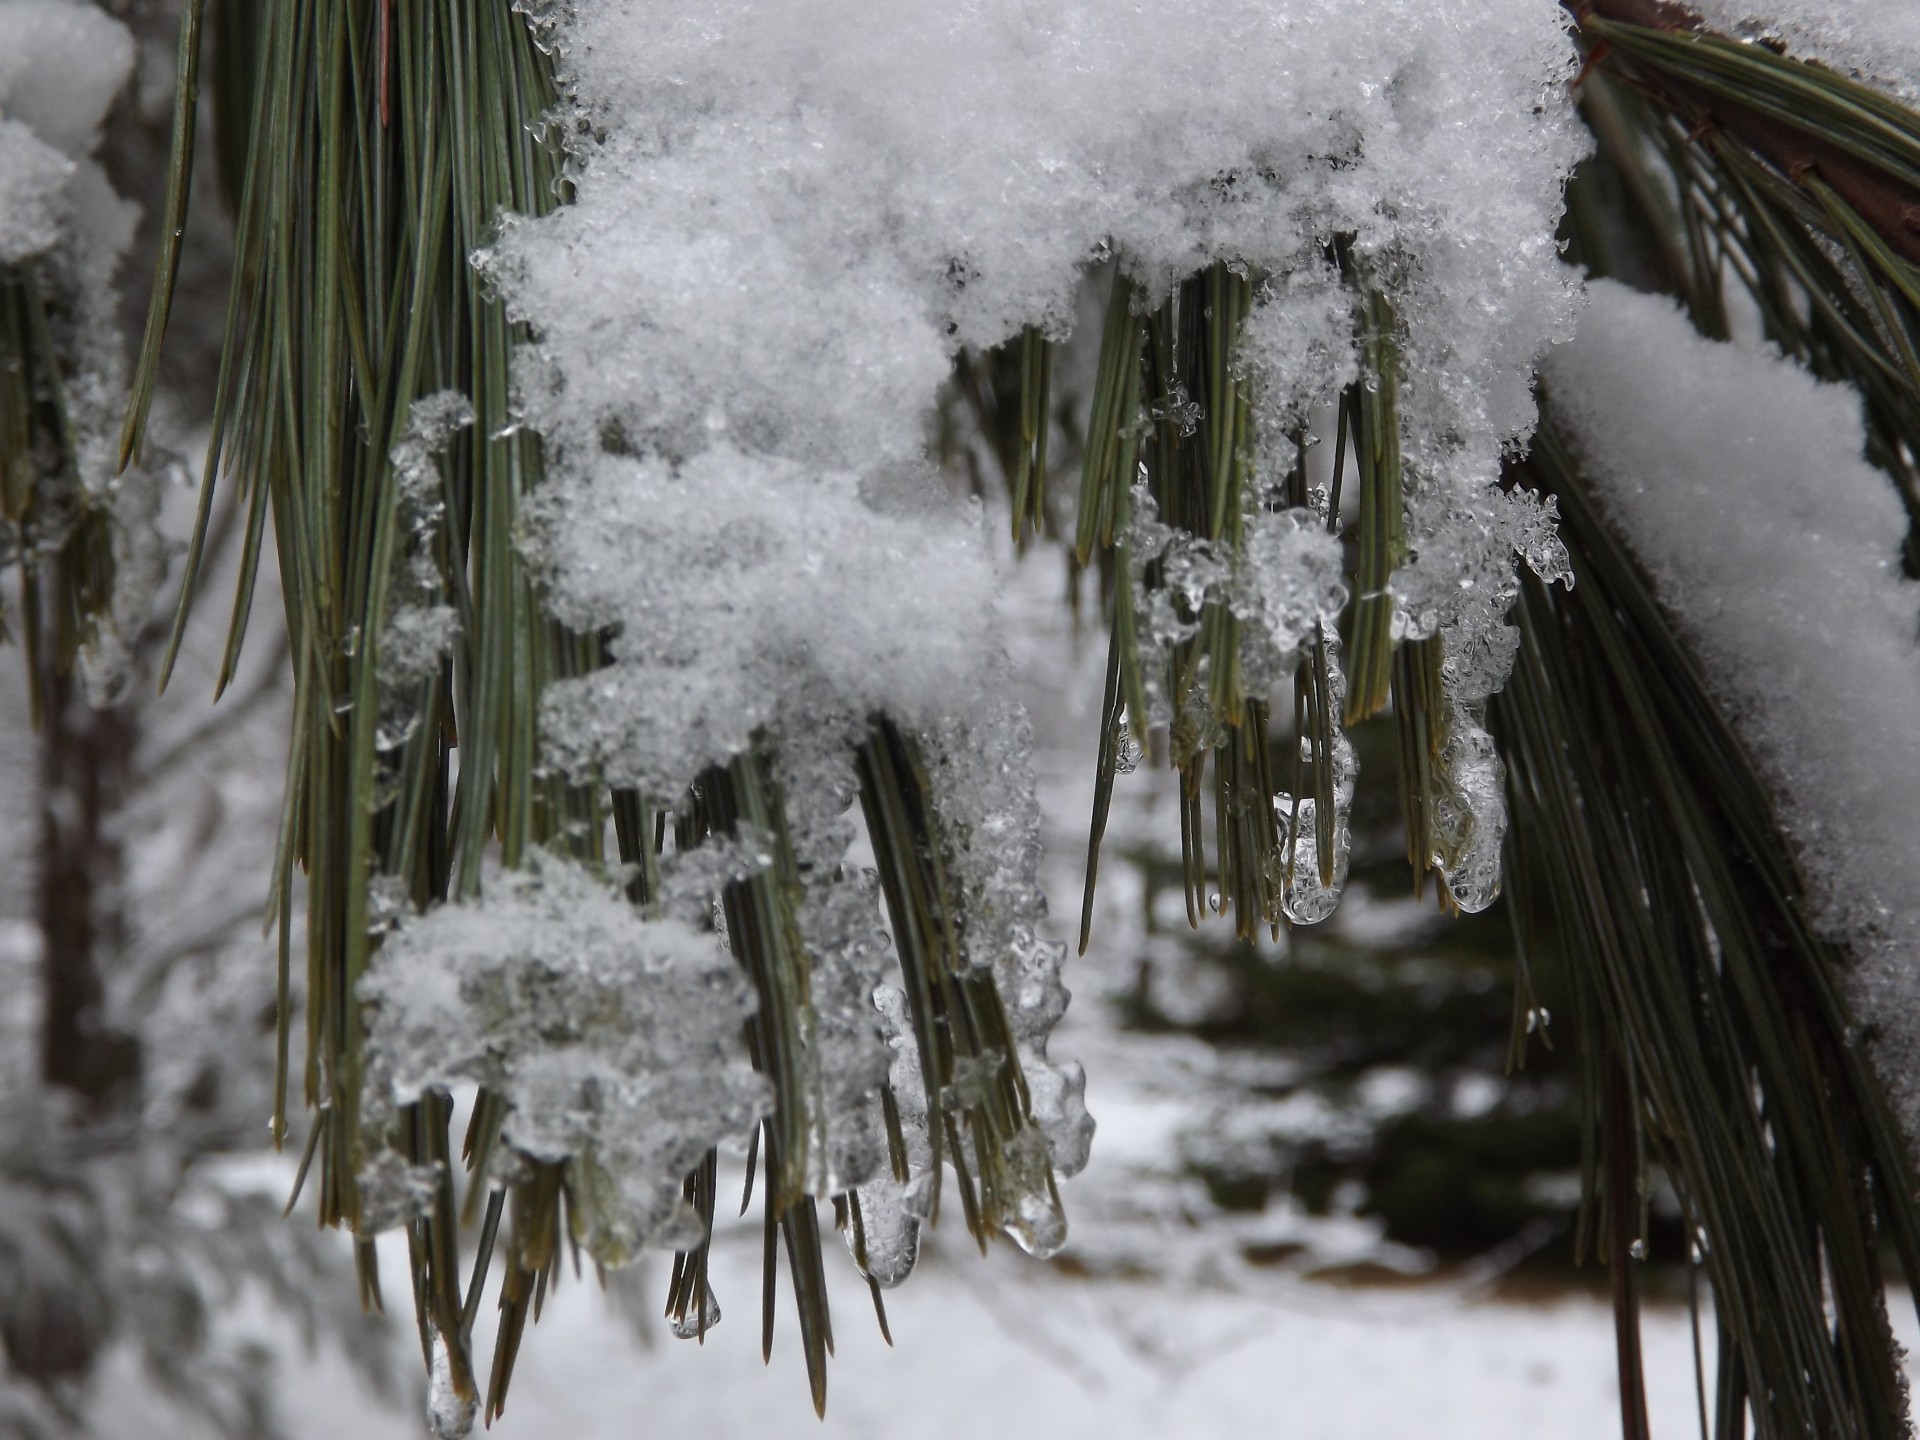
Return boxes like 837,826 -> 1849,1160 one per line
0,0 -> 157,705
527,445 -> 999,797
1545,278 -> 1920,1136
0,1 -> 135,159
486,0 -> 1587,936
359,852 -> 771,1267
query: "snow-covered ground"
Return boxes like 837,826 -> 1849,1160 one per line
309,1239 -> 1715,1440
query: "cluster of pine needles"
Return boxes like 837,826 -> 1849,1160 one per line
4,0 -> 1920,1436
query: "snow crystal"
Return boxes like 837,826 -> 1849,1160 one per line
1545,279 -> 1920,1136
359,852 -> 771,1267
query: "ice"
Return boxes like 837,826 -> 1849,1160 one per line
667,1284 -> 722,1340
923,683 -> 1094,1184
1545,279 -> 1920,1137
844,986 -> 932,1289
1271,728 -> 1358,926
359,852 -> 771,1267
1388,481 -> 1551,910
376,394 -> 469,748
426,1325 -> 477,1440
771,731 -> 896,1196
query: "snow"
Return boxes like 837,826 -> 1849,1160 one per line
0,0 -> 134,160
0,118 -> 71,264
1544,278 -> 1920,1138
360,853 -> 772,1267
527,446 -> 1001,797
282,1234 -> 1723,1440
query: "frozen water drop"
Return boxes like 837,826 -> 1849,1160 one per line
668,1282 -> 722,1338
427,1328 -> 476,1440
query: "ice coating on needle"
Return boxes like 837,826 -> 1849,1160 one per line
843,985 -> 932,1288
771,730 -> 898,1196
376,393 -> 469,752
924,677 -> 1094,1188
1270,642 -> 1357,926
359,853 -> 771,1267
1545,279 -> 1920,1138
426,1325 -> 477,1440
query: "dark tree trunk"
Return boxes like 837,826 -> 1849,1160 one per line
37,667 -> 140,1105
